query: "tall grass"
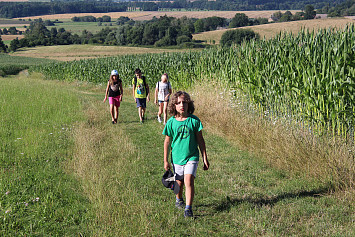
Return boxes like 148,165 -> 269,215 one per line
191,81 -> 354,191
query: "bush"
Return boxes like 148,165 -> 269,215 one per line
179,42 -> 205,48
220,29 -> 259,47
176,35 -> 191,45
0,65 -> 28,77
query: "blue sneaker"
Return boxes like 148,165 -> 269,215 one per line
184,208 -> 193,218
175,200 -> 185,209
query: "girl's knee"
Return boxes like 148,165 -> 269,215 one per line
184,175 -> 195,186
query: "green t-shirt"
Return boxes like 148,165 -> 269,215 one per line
132,77 -> 147,99
162,114 -> 203,165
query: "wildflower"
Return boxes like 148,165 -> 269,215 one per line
5,191 -> 10,195
5,210 -> 10,214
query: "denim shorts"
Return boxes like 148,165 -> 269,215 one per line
136,98 -> 146,108
173,161 -> 199,180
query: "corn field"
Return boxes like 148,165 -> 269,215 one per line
30,24 -> 355,140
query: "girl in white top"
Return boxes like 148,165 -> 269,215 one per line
154,73 -> 172,125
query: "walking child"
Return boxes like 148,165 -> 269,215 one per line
103,70 -> 123,124
154,73 -> 172,125
132,68 -> 150,124
162,91 -> 210,218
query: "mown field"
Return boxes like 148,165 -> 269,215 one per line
16,10 -> 296,21
193,17 -> 355,43
10,45 -> 202,61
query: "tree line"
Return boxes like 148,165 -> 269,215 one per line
0,0 -> 347,19
130,0 -> 343,12
5,15 -> 227,52
0,2 -> 127,19
72,15 -> 112,23
317,0 -> 355,16
2,7 -> 322,53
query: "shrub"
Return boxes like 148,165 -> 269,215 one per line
220,29 -> 259,47
176,35 -> 191,45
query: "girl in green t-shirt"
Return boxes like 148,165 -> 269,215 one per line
162,91 -> 210,218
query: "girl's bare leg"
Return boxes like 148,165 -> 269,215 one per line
114,105 -> 119,122
110,104 -> 115,122
184,174 -> 195,206
138,107 -> 143,122
158,103 -> 163,118
176,179 -> 184,200
163,102 -> 168,124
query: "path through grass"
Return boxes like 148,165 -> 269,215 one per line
72,86 -> 354,236
1,74 -> 354,236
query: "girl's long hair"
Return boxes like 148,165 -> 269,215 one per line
168,91 -> 195,116
109,74 -> 120,85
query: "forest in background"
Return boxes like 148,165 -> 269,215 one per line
0,0 -> 352,18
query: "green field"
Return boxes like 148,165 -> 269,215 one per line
47,21 -> 118,34
0,74 -> 93,235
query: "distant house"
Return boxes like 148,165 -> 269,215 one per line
315,14 -> 328,19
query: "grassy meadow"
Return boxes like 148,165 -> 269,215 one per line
46,21 -> 118,34
0,73 -> 93,235
1,73 -> 353,235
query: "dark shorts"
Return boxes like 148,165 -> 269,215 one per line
136,98 -> 147,108
158,100 -> 169,104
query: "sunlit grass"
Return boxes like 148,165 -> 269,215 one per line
0,74 -> 93,235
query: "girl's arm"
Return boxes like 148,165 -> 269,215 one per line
164,135 -> 172,171
154,86 -> 158,105
119,81 -> 123,101
196,131 -> 209,170
132,84 -> 136,102
146,84 -> 150,102
103,81 -> 110,102
165,84 -> 172,101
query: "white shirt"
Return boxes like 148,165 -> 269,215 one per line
156,81 -> 171,101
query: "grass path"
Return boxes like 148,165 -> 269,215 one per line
73,85 -> 354,236
1,75 -> 354,236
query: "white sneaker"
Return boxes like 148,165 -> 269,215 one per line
157,116 -> 162,123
